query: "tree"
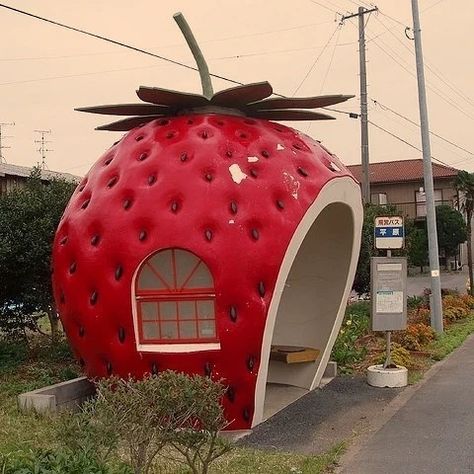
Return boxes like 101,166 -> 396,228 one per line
435,204 -> 467,266
406,225 -> 428,272
454,171 -> 474,294
0,167 -> 76,339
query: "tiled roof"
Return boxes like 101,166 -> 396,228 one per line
346,159 -> 459,184
0,163 -> 80,183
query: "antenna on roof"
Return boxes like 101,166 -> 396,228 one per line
0,122 -> 15,163
34,129 -> 53,170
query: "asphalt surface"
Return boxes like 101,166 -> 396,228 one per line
340,335 -> 474,474
406,268 -> 468,296
239,377 -> 403,455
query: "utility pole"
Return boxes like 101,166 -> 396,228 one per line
0,122 -> 15,163
341,6 -> 378,204
34,129 -> 53,170
410,0 -> 443,333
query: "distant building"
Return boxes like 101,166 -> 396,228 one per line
0,163 -> 80,195
347,158 -> 460,220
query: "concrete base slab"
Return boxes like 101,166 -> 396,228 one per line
367,365 -> 408,388
18,376 -> 95,414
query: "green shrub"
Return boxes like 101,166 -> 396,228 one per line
331,304 -> 370,369
0,448 -> 128,474
393,323 -> 436,351
376,343 -> 414,368
60,371 -> 231,474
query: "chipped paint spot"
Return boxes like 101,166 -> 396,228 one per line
229,164 -> 247,184
330,162 -> 341,172
276,144 -> 284,151
247,156 -> 259,163
229,219 -> 235,224
282,171 -> 300,200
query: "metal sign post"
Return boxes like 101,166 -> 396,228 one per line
372,216 -> 407,368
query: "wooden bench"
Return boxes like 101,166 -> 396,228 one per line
270,345 -> 320,364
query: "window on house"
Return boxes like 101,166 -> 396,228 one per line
135,249 -> 217,344
371,193 -> 387,205
416,189 -> 443,217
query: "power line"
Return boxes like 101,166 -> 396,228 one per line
0,3 -> 243,88
371,98 -> 474,156
292,24 -> 341,95
376,14 -> 474,109
320,25 -> 342,92
366,32 -> 474,121
368,120 -> 452,167
309,0 -> 341,15
422,0 -> 446,12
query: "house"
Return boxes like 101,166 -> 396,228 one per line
347,159 -> 460,219
0,163 -> 80,195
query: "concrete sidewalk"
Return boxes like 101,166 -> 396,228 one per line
339,334 -> 474,474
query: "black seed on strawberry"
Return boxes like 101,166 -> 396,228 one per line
115,265 -> 123,281
205,229 -> 213,241
276,199 -> 285,210
247,356 -> 255,371
91,235 -> 100,246
170,201 -> 179,213
90,291 -> 98,305
229,306 -> 237,322
106,362 -> 113,375
297,167 -> 309,177
147,174 -> 157,185
118,327 -> 126,343
123,199 -> 133,210
230,201 -> 238,214
69,262 -> 77,274
79,326 -> 85,337
138,152 -> 148,161
180,152 -> 188,162
227,386 -> 236,402
204,362 -> 212,377
261,150 -> 270,158
81,199 -> 90,209
151,362 -> 158,375
258,281 -> 265,297
107,176 -> 118,188
251,228 -> 259,240
138,230 -> 147,241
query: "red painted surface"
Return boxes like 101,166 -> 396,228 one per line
52,114 -> 354,430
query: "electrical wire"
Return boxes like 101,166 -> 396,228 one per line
368,120 -> 453,167
422,0 -> 446,12
309,0 -> 341,15
366,32 -> 474,121
371,98 -> 474,156
376,14 -> 474,109
0,3 -> 243,88
292,24 -> 341,96
320,24 -> 342,92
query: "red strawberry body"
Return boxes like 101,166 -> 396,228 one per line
52,113 -> 359,430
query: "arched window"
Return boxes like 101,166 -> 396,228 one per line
135,249 -> 217,344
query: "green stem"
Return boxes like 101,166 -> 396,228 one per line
173,12 -> 214,99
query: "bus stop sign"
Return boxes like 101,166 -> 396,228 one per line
374,216 -> 404,249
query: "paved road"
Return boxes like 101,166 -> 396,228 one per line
340,335 -> 474,474
406,268 -> 468,296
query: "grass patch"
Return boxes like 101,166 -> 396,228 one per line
429,314 -> 474,361
211,441 -> 346,474
0,335 -> 79,455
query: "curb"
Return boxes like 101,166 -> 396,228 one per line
334,332 -> 474,473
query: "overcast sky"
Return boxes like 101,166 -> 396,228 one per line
1,0 -> 473,177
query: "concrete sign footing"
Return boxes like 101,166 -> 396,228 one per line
367,364 -> 408,388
